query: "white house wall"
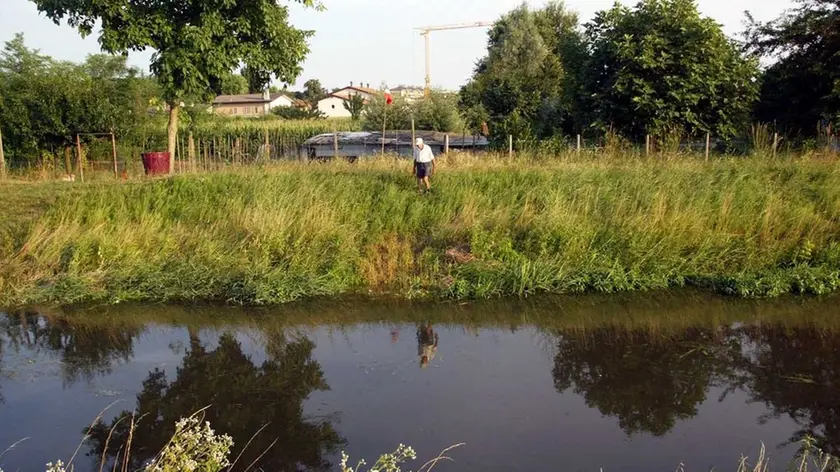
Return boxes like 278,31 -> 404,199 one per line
267,96 -> 293,112
318,96 -> 351,118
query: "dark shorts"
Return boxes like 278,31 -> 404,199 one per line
415,161 -> 432,178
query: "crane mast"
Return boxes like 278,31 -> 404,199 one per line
415,22 -> 493,96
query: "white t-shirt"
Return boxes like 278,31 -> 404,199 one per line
414,145 -> 435,163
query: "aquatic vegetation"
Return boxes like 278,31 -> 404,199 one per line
3,154 -> 840,305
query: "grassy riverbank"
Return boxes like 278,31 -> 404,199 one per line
2,155 -> 840,305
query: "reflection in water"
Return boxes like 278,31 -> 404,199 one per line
417,323 -> 439,369
551,327 -> 737,437
732,327 -> 840,456
86,331 -> 343,472
3,295 -> 840,471
0,310 -> 138,386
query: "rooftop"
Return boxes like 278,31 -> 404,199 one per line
213,92 -> 289,105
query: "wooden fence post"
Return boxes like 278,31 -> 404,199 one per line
0,126 -> 6,179
111,132 -> 118,179
333,127 -> 339,159
705,133 -> 710,162
444,134 -> 450,155
76,134 -> 84,182
645,134 -> 650,156
411,118 -> 416,160
773,132 -> 779,158
508,135 -> 513,158
576,134 -> 581,153
188,132 -> 196,171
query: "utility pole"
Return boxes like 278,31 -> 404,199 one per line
415,22 -> 492,96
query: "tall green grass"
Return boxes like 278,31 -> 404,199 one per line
3,154 -> 840,305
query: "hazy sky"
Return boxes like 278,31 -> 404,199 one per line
0,0 -> 793,91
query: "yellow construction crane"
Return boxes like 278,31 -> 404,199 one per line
415,22 -> 493,96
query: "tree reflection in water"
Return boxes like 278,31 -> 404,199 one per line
731,327 -> 840,456
551,327 -> 739,436
3,308 -> 840,466
0,310 -> 138,386
86,331 -> 344,472
551,324 -> 840,454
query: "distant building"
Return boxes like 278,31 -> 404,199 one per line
317,83 -> 377,118
391,85 -> 425,102
212,90 -> 302,117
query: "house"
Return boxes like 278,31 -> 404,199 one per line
317,83 -> 378,118
391,85 -> 425,102
212,90 -> 297,117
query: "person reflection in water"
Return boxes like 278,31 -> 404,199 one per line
417,322 -> 439,369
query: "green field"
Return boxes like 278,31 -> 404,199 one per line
3,154 -> 840,306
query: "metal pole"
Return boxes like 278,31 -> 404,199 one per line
773,132 -> 779,158
76,134 -> 84,182
508,135 -> 513,158
333,128 -> 338,159
705,133 -> 710,162
111,132 -> 118,179
411,117 -> 416,160
444,134 -> 450,155
577,134 -> 581,153
424,32 -> 431,97
381,107 -> 387,156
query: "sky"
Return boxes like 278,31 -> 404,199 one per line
0,0 -> 794,92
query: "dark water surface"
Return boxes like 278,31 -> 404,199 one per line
2,293 -> 840,472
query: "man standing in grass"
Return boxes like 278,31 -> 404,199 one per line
413,138 -> 435,194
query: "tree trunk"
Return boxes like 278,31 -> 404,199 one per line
64,146 -> 72,175
167,102 -> 180,174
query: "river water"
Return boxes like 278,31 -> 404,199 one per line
1,292 -> 839,472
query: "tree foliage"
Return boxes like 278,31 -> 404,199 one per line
272,105 -> 325,120
0,34 -> 158,165
363,92 -> 463,132
302,78 -> 328,106
343,94 -> 366,120
29,0 -> 316,171
582,0 -> 759,139
217,72 -> 249,96
745,0 -> 840,133
460,2 -> 585,143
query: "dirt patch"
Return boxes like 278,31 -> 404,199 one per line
444,244 -> 474,264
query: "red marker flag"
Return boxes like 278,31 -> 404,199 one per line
384,88 -> 393,105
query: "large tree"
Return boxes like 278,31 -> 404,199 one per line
302,78 -> 328,106
745,0 -> 840,133
460,2 -> 585,143
30,0 -> 317,173
583,0 -> 759,139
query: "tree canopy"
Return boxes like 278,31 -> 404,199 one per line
29,0 -> 317,171
363,91 -> 463,133
460,2 -> 585,143
0,34 -> 157,165
582,0 -> 759,139
745,0 -> 840,133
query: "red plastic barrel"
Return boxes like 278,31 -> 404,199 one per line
142,152 -> 170,175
